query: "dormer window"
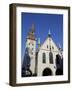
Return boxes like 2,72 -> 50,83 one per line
47,45 -> 48,48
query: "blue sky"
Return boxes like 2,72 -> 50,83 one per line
21,12 -> 63,60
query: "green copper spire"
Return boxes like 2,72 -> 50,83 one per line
38,38 -> 40,45
26,42 -> 28,48
48,29 -> 51,37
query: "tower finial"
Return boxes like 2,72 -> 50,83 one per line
48,28 -> 51,37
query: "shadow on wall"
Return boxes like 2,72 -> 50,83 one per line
22,48 -> 32,77
56,54 -> 63,75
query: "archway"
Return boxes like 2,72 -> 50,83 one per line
42,68 -> 52,76
55,69 -> 63,75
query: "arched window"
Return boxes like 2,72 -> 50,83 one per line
49,52 -> 53,64
42,53 -> 46,63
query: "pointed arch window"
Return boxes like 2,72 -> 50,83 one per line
49,52 -> 53,64
42,53 -> 46,63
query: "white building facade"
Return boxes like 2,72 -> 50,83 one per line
37,34 -> 62,76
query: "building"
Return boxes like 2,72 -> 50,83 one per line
22,24 -> 63,77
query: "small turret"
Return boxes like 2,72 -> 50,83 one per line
59,43 -> 61,50
58,43 -> 63,52
58,43 -> 63,59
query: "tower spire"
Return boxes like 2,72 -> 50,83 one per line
31,23 -> 35,31
31,23 -> 35,33
27,23 -> 35,40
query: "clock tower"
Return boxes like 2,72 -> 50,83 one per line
26,24 -> 36,75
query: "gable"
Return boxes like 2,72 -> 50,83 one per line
40,37 -> 59,51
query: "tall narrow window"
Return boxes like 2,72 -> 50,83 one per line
49,52 -> 53,64
43,53 -> 46,63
